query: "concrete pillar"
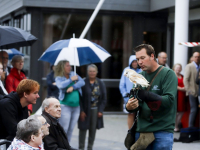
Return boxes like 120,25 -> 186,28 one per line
101,16 -> 112,78
173,0 -> 189,72
123,19 -> 133,69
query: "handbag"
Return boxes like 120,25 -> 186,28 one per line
124,66 -> 164,150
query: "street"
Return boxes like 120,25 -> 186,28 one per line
71,115 -> 200,150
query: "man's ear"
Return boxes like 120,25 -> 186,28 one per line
150,53 -> 154,60
45,107 -> 49,113
24,92 -> 27,98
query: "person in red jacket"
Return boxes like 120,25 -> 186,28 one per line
5,55 -> 32,113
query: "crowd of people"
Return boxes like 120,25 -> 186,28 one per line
0,44 -> 199,150
0,51 -> 107,150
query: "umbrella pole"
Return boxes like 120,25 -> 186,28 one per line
73,33 -> 76,75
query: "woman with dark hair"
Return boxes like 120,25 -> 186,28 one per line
54,60 -> 85,143
78,64 -> 107,150
7,118 -> 44,150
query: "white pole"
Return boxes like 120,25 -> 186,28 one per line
173,0 -> 189,74
73,33 -> 76,75
79,0 -> 105,39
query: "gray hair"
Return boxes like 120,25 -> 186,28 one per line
11,55 -> 24,66
158,52 -> 167,57
28,114 -> 42,122
87,64 -> 98,73
42,98 -> 50,112
16,118 -> 42,143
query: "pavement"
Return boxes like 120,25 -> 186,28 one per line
70,114 -> 200,150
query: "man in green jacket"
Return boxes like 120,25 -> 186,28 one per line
126,44 -> 177,150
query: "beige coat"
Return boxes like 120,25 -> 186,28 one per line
184,62 -> 199,97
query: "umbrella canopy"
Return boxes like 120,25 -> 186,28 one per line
179,42 -> 200,47
0,26 -> 37,49
39,38 -> 111,66
1,48 -> 24,59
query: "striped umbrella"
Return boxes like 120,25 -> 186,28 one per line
39,38 -> 111,73
179,42 -> 200,47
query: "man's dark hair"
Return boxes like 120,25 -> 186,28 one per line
134,44 -> 157,61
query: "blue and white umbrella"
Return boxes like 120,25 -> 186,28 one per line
39,38 -> 111,66
2,48 -> 24,59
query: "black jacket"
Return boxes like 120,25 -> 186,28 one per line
0,92 -> 28,141
47,71 -> 59,99
78,77 -> 107,130
42,111 -> 72,150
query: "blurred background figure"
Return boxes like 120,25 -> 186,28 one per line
184,52 -> 200,127
173,63 -> 186,132
119,55 -> 141,129
78,64 -> 107,150
54,60 -> 85,143
157,52 -> 170,68
5,55 -> 32,113
7,118 -> 44,150
196,67 -> 200,107
0,51 -> 11,81
46,65 -> 59,99
0,62 -> 8,99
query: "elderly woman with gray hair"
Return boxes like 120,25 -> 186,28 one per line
54,60 -> 85,143
78,64 -> 107,150
7,118 -> 44,150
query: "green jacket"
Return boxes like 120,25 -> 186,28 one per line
128,66 -> 177,133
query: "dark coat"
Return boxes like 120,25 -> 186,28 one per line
78,77 -> 107,130
0,92 -> 28,141
47,71 -> 59,99
42,111 -> 72,150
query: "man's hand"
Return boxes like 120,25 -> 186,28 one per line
80,111 -> 86,121
52,82 -> 56,85
66,86 -> 73,93
98,112 -> 103,118
71,75 -> 78,81
126,97 -> 139,110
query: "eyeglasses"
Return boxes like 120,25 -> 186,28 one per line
42,122 -> 48,126
160,57 -> 168,60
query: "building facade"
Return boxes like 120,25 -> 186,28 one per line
1,0 -> 200,111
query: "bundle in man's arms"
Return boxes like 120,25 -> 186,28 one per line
124,69 -> 162,111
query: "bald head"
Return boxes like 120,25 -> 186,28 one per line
192,52 -> 200,64
158,52 -> 167,65
0,51 -> 9,68
42,98 -> 61,119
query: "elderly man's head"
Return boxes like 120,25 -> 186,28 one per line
0,51 -> 9,68
28,115 -> 50,138
16,118 -> 43,147
158,52 -> 168,66
42,98 -> 61,119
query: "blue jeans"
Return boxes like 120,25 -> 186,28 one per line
135,131 -> 173,150
59,104 -> 80,142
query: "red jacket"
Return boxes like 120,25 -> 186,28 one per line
5,68 -> 32,112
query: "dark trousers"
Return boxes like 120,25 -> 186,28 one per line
79,108 -> 97,150
189,95 -> 198,127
